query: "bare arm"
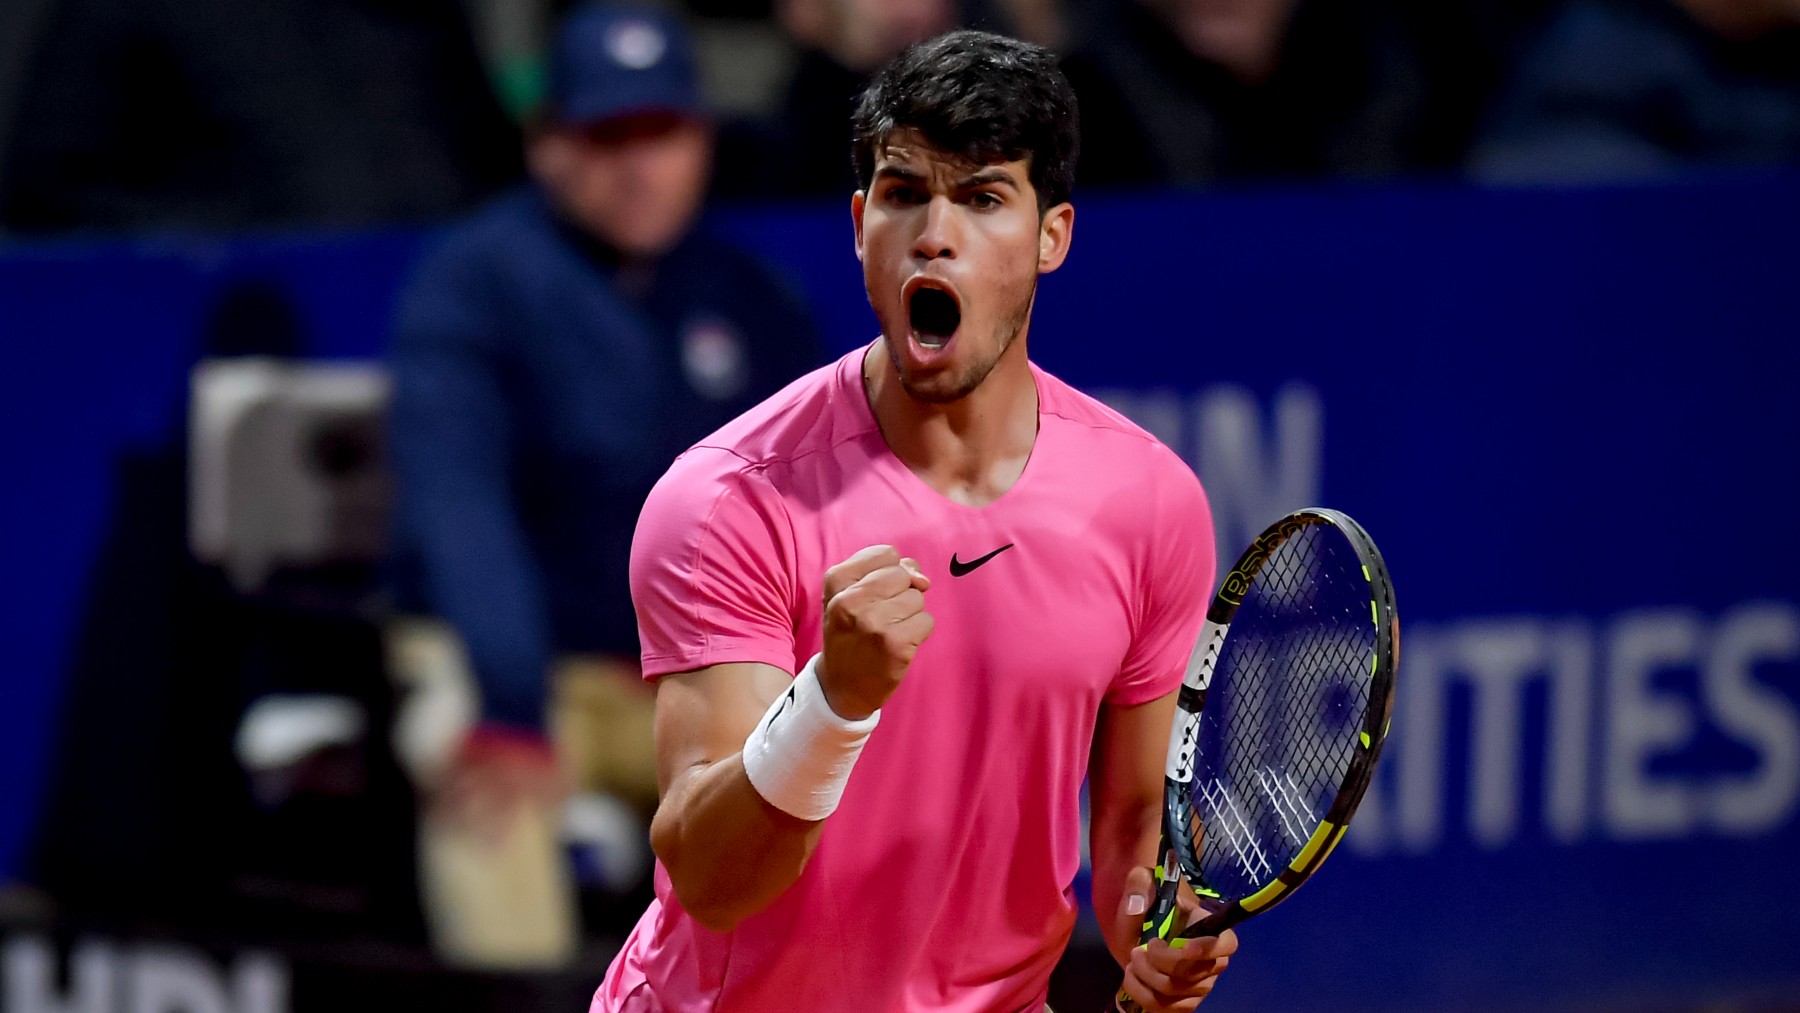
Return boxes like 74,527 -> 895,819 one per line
648,661 -> 823,932
1089,691 -> 1176,967
649,545 -> 933,933
1091,691 -> 1239,1011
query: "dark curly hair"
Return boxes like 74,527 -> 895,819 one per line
851,30 -> 1079,212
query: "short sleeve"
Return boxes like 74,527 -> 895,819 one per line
630,450 -> 799,680
1108,455 -> 1216,706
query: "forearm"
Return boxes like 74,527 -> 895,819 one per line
641,548 -> 925,933
1089,692 -> 1179,968
650,754 -> 823,931
1091,795 -> 1163,967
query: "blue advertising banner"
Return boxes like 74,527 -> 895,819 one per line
717,176 -> 1800,1012
2,173 -> 1796,1011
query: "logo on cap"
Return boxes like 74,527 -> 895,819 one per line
682,319 -> 748,401
607,21 -> 667,70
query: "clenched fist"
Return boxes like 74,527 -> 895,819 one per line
817,545 -> 934,720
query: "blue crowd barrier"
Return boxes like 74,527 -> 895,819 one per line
2,172 -> 1796,1011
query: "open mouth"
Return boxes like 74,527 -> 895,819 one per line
906,282 -> 962,349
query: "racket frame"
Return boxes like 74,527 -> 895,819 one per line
1138,507 -> 1399,946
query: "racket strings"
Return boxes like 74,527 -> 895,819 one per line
1189,524 -> 1377,899
1257,767 -> 1317,845
1196,777 -> 1273,881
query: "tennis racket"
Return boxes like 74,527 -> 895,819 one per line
1113,507 -> 1398,1012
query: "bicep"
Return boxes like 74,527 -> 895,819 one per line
654,661 -> 793,796
1089,691 -> 1176,842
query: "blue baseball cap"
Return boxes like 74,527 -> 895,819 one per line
546,4 -> 706,125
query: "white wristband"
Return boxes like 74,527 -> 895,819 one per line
741,654 -> 879,821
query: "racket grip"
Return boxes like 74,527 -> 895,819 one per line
1108,859 -> 1180,1013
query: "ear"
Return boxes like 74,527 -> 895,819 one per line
851,190 -> 868,263
1036,201 -> 1075,275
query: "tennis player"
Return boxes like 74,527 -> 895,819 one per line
593,30 -> 1236,1013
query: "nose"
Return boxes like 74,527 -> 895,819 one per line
911,195 -> 958,262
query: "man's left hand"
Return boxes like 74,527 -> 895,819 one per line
1112,865 -> 1238,1011
1117,930 -> 1236,1012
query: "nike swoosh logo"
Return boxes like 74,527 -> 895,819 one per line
768,685 -> 796,726
949,543 -> 1014,577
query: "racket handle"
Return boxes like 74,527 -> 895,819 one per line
1108,854 -> 1181,1013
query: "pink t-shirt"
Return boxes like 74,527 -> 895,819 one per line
594,347 -> 1214,1013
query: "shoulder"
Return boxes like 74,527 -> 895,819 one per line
1515,0 -> 1700,96
1035,365 -> 1211,546
682,350 -> 873,470
644,444 -> 781,533
677,229 -> 780,275
672,230 -> 815,313
431,187 -> 547,251
404,187 -> 551,285
1036,365 -> 1195,479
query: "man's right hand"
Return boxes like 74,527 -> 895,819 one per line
817,545 -> 934,720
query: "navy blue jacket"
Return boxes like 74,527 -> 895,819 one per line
389,188 -> 823,728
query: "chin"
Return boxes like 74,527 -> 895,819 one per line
895,357 -> 983,404
900,376 -> 973,405
619,230 -> 681,259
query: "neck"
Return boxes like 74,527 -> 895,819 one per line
861,336 -> 1041,508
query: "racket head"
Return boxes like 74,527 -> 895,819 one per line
1166,507 -> 1398,937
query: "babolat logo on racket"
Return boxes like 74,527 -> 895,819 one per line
1219,518 -> 1307,605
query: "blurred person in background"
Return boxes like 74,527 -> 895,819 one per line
387,1 -> 822,968
0,0 -> 518,234
714,0 -> 957,196
1471,0 -> 1800,182
1059,0 -> 1494,187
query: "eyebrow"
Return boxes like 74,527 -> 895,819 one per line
961,168 -> 1019,190
872,165 -> 929,185
871,165 -> 1020,190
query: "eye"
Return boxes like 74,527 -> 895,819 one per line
885,185 -> 926,206
969,191 -> 1003,210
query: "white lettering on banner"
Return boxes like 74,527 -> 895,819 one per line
4,937 -> 113,1013
1546,625 -> 1594,843
1089,385 -> 1799,852
1194,384 -> 1322,561
1705,605 -> 1800,833
1605,610 -> 1702,838
1095,383 -> 1323,570
1460,622 -> 1542,846
1393,629 -> 1444,853
1349,604 -> 1800,854
1,936 -> 287,1013
125,947 -> 230,1013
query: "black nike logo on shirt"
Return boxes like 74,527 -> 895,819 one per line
949,543 -> 1014,577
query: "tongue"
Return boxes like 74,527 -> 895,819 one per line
910,288 -> 960,345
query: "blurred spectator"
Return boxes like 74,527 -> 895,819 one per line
387,2 -> 822,966
1060,0 -> 1494,188
715,0 -> 957,196
1472,0 -> 1800,182
0,0 -> 519,234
